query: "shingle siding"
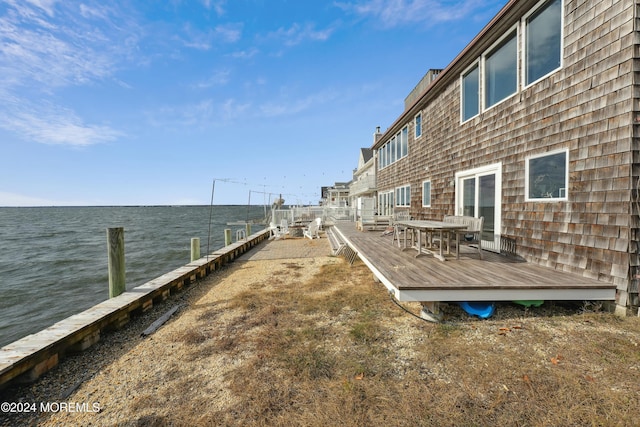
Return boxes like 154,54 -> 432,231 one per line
376,0 -> 639,307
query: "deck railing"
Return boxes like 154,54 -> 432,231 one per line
271,206 -> 356,226
349,175 -> 376,197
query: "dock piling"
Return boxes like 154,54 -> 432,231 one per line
191,238 -> 200,262
107,227 -> 126,298
224,229 -> 232,246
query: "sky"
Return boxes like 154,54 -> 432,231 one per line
0,0 -> 506,206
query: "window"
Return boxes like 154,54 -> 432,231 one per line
401,126 -> 408,157
377,124 -> 410,170
378,190 -> 394,216
459,0 -> 562,121
525,150 -> 568,200
462,64 -> 479,121
525,0 -> 562,85
386,141 -> 392,166
394,132 -> 399,160
422,181 -> 431,207
485,30 -> 518,108
415,113 -> 422,138
396,185 -> 410,207
390,135 -> 396,163
377,147 -> 384,170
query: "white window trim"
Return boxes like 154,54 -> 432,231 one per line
395,184 -> 411,207
401,126 -> 408,157
459,0 -> 564,122
414,113 -> 422,138
378,124 -> 410,171
422,180 -> 431,207
521,0 -> 564,89
481,24 -> 519,113
460,61 -> 481,124
524,148 -> 569,202
378,190 -> 395,216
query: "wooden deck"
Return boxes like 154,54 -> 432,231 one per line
332,222 -> 617,302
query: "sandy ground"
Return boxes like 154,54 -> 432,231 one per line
0,237 -> 334,427
2,234 -> 638,426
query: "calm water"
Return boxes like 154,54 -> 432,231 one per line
0,205 -> 268,347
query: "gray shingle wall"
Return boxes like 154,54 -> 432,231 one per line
376,0 -> 637,306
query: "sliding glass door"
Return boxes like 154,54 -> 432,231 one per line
455,163 -> 502,252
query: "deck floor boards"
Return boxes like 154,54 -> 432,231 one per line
332,222 -> 616,301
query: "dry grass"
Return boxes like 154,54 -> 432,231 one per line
26,252 -> 640,427
186,260 -> 640,426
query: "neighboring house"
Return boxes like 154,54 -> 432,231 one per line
349,144 -> 378,219
372,0 -> 638,313
322,182 -> 351,207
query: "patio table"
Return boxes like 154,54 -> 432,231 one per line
393,220 -> 468,261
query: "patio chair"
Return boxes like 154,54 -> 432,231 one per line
280,219 -> 290,236
302,220 -> 320,240
390,211 -> 413,247
391,223 -> 415,248
393,210 -> 411,222
443,215 -> 484,259
269,221 -> 284,240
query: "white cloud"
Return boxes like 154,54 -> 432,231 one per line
220,99 -> 251,121
193,69 -> 232,89
24,0 -> 58,15
0,2 -> 137,89
147,102 -> 213,128
215,23 -> 242,43
181,22 -> 242,50
259,89 -> 339,117
78,3 -> 110,20
266,23 -> 335,47
0,104 -> 121,146
336,0 -> 489,27
147,87 -> 337,129
230,47 -> 259,59
0,1 -> 139,145
201,0 -> 226,16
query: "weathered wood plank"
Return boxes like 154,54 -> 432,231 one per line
333,223 -> 616,296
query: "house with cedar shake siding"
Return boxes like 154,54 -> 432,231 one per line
372,0 -> 639,314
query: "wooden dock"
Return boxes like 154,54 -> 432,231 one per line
332,222 -> 617,303
0,228 -> 271,389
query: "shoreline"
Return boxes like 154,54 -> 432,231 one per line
0,236 -> 332,427
2,235 -> 640,426
0,228 -> 271,390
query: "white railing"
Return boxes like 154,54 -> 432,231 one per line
349,175 -> 376,197
271,206 -> 356,226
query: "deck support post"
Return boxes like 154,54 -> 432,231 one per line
191,238 -> 200,262
107,227 -> 126,298
420,302 -> 443,322
614,304 -> 627,317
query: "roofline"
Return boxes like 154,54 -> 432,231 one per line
372,0 -> 522,150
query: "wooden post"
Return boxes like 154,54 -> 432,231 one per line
191,237 -> 200,262
224,229 -> 232,246
246,223 -> 252,238
107,227 -> 125,298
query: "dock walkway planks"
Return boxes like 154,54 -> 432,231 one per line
332,222 -> 617,303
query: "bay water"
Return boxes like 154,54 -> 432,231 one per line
0,205 -> 268,348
